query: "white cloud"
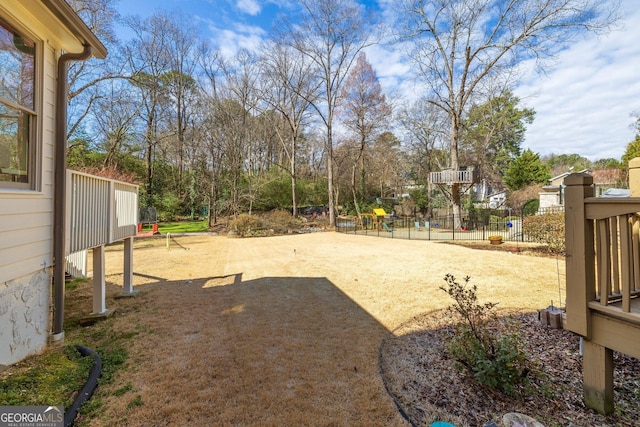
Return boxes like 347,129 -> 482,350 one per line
514,1 -> 640,160
373,0 -> 640,161
236,0 -> 261,15
205,21 -> 266,58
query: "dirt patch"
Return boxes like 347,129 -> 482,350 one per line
66,232 -> 625,426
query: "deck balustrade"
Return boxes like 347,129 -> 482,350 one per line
65,170 -> 138,254
429,169 -> 479,184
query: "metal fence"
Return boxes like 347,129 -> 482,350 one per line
336,208 -> 564,244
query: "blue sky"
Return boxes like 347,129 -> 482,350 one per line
115,0 -> 640,162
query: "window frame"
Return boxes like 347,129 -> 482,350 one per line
0,16 -> 41,192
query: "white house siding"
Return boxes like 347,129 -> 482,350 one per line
0,3 -> 62,365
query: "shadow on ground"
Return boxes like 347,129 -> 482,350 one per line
84,272 -> 408,426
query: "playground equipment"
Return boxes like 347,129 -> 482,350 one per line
137,222 -> 159,237
358,208 -> 390,231
138,206 -> 160,236
358,213 -> 376,230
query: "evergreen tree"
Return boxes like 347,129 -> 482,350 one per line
504,149 -> 551,190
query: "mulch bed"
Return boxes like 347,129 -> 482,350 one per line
380,310 -> 640,427
438,241 -> 562,258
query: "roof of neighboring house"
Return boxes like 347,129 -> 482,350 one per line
591,169 -> 623,185
549,169 -> 591,186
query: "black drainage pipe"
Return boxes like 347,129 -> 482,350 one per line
65,345 -> 102,427
378,336 -> 417,427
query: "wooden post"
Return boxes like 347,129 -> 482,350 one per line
92,245 -> 107,314
564,173 -> 595,337
628,157 -> 640,196
583,340 -> 614,414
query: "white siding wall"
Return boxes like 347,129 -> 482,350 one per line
0,6 -> 59,365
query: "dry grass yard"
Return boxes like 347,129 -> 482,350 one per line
78,232 -> 571,426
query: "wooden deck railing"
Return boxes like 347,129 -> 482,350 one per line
429,169 -> 479,185
590,201 -> 640,320
565,174 -> 640,333
65,170 -> 138,254
564,173 -> 640,414
64,170 -> 139,315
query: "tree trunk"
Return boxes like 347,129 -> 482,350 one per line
145,113 -> 154,207
291,136 -> 298,218
450,115 -> 462,228
352,164 -> 360,216
327,126 -> 335,226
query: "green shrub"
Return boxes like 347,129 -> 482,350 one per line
522,199 -> 540,216
157,193 -> 181,222
440,274 -> 530,396
229,214 -> 263,237
523,211 -> 565,253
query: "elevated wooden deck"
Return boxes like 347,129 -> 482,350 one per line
564,173 -> 640,414
64,170 -> 139,315
66,170 -> 138,254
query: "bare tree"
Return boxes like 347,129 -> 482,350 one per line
162,12 -> 200,197
197,42 -> 226,224
92,82 -> 139,168
276,0 -> 379,226
66,0 -> 125,140
398,97 -> 449,184
260,42 -> 320,217
124,13 -> 173,206
369,132 -> 404,200
338,52 -> 391,214
398,97 -> 452,216
221,49 -> 261,215
397,0 -> 620,220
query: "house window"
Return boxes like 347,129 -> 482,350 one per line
0,18 -> 36,189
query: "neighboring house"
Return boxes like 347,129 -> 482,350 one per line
487,190 -> 506,209
548,169 -> 591,187
539,168 -> 626,210
539,169 -> 591,209
0,1 -> 125,367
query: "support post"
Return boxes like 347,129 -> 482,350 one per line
564,173 -> 595,337
565,173 -> 615,414
92,245 -> 106,314
120,237 -> 138,296
629,157 -> 640,196
583,340 -> 614,415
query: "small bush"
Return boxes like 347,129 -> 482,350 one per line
229,214 -> 263,237
523,211 -> 565,253
440,274 -> 530,396
261,210 -> 301,234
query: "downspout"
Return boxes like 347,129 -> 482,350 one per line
52,45 -> 93,339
